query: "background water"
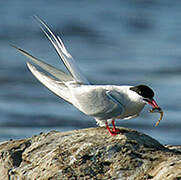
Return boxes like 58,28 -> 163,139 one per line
0,0 -> 181,145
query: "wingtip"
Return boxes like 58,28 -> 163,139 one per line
33,15 -> 48,30
9,44 -> 29,56
10,44 -> 29,56
9,43 -> 20,50
32,15 -> 38,19
33,15 -> 42,24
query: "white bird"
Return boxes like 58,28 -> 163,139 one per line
11,17 -> 162,136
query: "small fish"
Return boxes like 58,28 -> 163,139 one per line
149,107 -> 163,127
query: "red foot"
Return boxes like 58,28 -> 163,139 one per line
112,120 -> 120,133
112,128 -> 120,134
105,120 -> 120,136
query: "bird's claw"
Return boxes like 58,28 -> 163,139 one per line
106,121 -> 121,136
112,128 -> 120,133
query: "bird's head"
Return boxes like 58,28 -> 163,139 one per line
130,85 -> 159,109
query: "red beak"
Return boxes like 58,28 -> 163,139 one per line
147,99 -> 159,109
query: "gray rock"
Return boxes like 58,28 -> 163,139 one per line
0,127 -> 180,180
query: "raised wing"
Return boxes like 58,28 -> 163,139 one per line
10,44 -> 73,82
26,62 -> 72,103
34,16 -> 89,84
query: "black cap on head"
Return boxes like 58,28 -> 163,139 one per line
130,85 -> 154,99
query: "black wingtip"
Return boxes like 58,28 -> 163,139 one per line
9,44 -> 26,54
9,43 -> 21,51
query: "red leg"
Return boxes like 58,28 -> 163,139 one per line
112,119 -> 120,133
112,119 -> 116,131
105,121 -> 119,136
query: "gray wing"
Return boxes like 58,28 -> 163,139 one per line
76,88 -> 125,120
103,90 -> 125,119
10,44 -> 73,82
106,91 -> 124,107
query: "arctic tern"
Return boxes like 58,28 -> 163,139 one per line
12,17 -> 163,136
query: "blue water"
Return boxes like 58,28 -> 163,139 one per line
0,0 -> 181,145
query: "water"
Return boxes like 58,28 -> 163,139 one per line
0,0 -> 181,145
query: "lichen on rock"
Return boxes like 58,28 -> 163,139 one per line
0,127 -> 180,180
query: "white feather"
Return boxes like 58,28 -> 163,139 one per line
34,16 -> 89,85
27,62 -> 72,103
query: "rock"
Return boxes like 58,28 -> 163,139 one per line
0,127 -> 180,180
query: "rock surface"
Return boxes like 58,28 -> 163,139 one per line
0,127 -> 180,180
